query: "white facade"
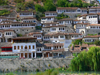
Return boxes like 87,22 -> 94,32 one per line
45,11 -> 57,17
56,7 -> 87,15
78,14 -> 98,24
41,17 -> 55,23
12,43 -> 37,58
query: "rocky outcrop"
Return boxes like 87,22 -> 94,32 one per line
0,58 -> 72,73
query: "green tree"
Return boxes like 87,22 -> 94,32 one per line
35,4 -> 45,13
57,0 -> 67,7
95,40 -> 100,46
44,2 -> 56,11
16,3 -> 24,11
14,0 -> 25,3
72,39 -> 82,45
36,11 -> 45,21
70,46 -> 100,71
56,13 -> 69,20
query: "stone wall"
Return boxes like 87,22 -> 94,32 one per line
0,58 -> 72,72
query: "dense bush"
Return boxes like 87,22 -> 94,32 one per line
56,0 -> 94,7
0,0 -> 8,5
72,39 -> 82,45
56,13 -> 69,20
70,47 -> 100,71
95,40 -> 100,46
0,9 -> 10,16
14,0 -> 25,3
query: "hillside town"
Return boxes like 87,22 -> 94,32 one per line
0,0 -> 100,59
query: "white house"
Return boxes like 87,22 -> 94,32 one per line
45,11 -> 57,17
43,43 -> 64,58
41,16 -> 56,23
83,35 -> 100,43
77,13 -> 98,24
89,7 -> 100,14
18,11 -> 36,19
58,18 -> 73,27
12,37 -> 37,59
0,29 -> 17,42
28,32 -> 43,42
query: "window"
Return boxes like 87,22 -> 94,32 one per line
14,46 -> 16,50
60,36 -> 64,38
29,45 -> 31,49
54,36 -> 58,38
21,46 -> 23,49
33,45 -> 34,49
52,28 -> 56,30
18,46 -> 19,50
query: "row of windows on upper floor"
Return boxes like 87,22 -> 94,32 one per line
44,36 -> 64,39
41,18 -> 53,20
23,20 -> 36,23
0,24 -> 35,28
20,13 -> 33,15
45,14 -> 57,15
44,46 -> 63,50
52,28 -> 65,30
0,32 -> 12,36
89,16 -> 97,18
14,45 -> 35,50
57,10 -> 87,12
90,26 -> 100,28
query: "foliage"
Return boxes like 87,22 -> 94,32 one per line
72,39 -> 82,45
16,2 -> 34,11
17,34 -> 22,37
70,47 -> 100,71
56,13 -> 69,20
87,34 -> 97,36
6,72 -> 14,75
36,11 -> 45,21
56,0 -> 94,7
0,0 -> 8,5
14,0 -> 24,3
35,26 -> 42,30
95,40 -> 100,46
0,9 -> 10,16
44,0 -> 56,11
35,69 -> 59,75
35,4 -> 45,13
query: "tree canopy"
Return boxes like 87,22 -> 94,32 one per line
0,0 -> 8,5
56,13 -> 69,20
70,46 -> 100,71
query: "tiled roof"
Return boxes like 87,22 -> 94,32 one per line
84,35 -> 100,38
43,22 -> 58,25
59,18 -> 73,21
42,16 -> 55,18
87,24 -> 100,26
0,29 -> 15,33
28,32 -> 43,36
57,7 -> 78,10
44,43 -> 64,47
42,25 -> 66,28
0,42 -> 12,47
45,11 -> 57,13
44,32 -> 81,36
12,37 -> 37,40
22,17 -> 36,20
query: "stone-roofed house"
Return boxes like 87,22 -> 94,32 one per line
45,11 -> 57,17
17,11 -> 36,19
12,37 -> 37,59
56,7 -> 87,18
83,35 -> 100,43
0,29 -> 17,42
43,43 -> 64,58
